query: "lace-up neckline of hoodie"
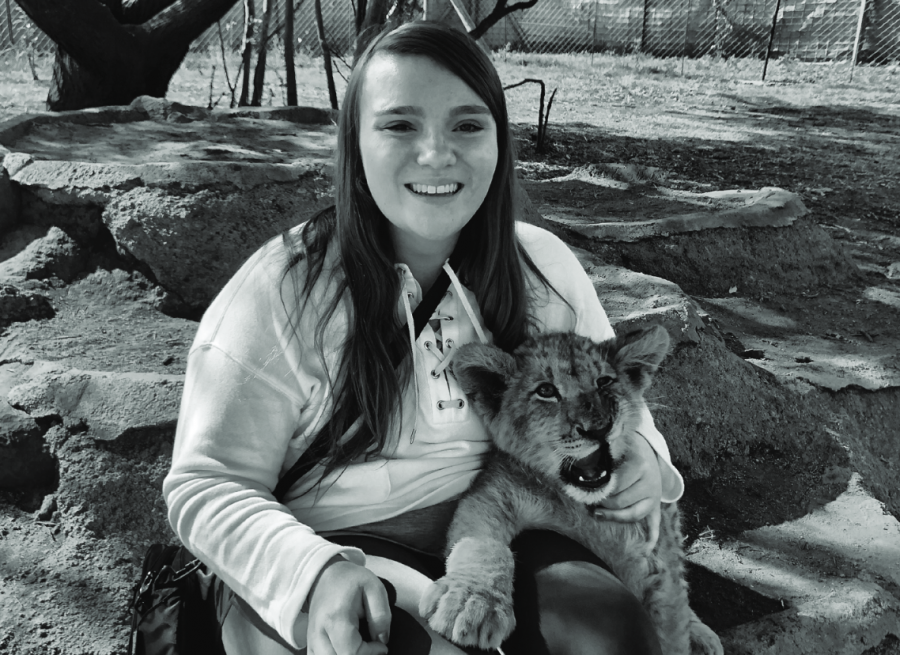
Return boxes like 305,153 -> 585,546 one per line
398,259 -> 489,444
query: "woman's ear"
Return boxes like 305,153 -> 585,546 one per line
451,343 -> 516,424
613,325 -> 671,390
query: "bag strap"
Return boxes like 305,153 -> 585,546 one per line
272,249 -> 464,503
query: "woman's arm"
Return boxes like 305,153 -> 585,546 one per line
164,241 -> 373,650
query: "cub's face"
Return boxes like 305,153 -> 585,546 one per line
452,326 -> 670,505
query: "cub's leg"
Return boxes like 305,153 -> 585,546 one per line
640,504 -> 722,655
419,462 -> 540,650
689,610 -> 724,655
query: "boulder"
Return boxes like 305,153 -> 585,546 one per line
8,367 -> 183,441
0,99 -> 337,312
0,284 -> 55,327
0,226 -> 88,283
0,399 -> 54,489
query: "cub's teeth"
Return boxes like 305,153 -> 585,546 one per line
411,183 -> 459,195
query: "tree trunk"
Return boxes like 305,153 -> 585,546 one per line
15,0 -> 239,111
238,0 -> 254,106
313,0 -> 338,109
250,0 -> 271,105
284,0 -> 297,105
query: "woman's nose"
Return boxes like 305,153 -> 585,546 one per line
416,129 -> 456,168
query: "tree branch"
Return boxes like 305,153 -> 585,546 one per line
121,0 -> 180,24
468,0 -> 538,40
13,0 -> 141,72
138,0 -> 238,47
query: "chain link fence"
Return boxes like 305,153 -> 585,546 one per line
1,0 -> 898,67
470,0 -> 900,64
1,0 -> 54,54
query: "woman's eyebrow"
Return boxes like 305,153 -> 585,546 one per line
449,105 -> 492,117
373,105 -> 492,117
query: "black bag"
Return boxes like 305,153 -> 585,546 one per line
129,544 -> 225,655
128,242 -> 463,654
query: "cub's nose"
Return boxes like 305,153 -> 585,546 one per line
577,422 -> 612,443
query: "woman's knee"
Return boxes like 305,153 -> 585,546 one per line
533,561 -> 662,655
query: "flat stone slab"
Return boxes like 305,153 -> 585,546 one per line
8,364 -> 184,441
688,474 -> 900,655
698,296 -> 900,391
540,185 -> 808,242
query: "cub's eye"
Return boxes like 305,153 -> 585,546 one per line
534,382 -> 558,400
596,375 -> 614,390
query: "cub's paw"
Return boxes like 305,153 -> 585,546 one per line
419,574 -> 515,649
690,618 -> 723,655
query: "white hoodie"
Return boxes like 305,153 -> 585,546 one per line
164,221 -> 684,649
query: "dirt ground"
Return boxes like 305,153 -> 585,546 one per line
0,54 -> 898,654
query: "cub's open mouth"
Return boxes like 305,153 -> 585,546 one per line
561,442 -> 613,490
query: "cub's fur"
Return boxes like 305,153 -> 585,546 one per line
419,326 -> 722,655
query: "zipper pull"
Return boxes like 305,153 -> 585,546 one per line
409,428 -> 416,444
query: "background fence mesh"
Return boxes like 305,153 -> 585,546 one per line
1,0 -> 898,67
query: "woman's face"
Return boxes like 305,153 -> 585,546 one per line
358,53 -> 499,258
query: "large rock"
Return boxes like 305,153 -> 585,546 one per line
0,226 -> 87,283
0,98 -> 337,313
0,399 -> 54,489
0,284 -> 54,327
690,474 -> 900,655
523,173 -> 859,297
8,366 -> 183,441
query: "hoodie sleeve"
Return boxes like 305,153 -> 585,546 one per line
517,222 -> 684,502
163,239 -> 364,649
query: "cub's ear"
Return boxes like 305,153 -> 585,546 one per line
613,324 -> 671,390
451,343 -> 516,423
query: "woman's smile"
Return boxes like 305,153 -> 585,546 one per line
406,183 -> 463,196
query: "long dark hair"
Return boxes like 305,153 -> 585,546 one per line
283,21 -> 555,485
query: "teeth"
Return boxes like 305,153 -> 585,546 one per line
410,183 -> 460,195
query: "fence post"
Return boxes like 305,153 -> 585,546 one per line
681,0 -> 692,74
849,0 -> 867,81
761,0 -> 782,81
641,0 -> 649,53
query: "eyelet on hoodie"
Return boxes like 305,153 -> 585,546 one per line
437,399 -> 465,410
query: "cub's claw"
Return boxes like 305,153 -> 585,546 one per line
419,537 -> 516,649
690,617 -> 723,655
419,575 -> 515,649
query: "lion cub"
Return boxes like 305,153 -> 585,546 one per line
419,326 -> 722,655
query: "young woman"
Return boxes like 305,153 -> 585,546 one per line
164,21 -> 683,655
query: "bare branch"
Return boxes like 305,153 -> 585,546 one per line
139,0 -> 238,47
468,0 -> 538,40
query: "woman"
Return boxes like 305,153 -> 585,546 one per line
164,21 -> 684,655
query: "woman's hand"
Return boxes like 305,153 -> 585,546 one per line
305,558 -> 392,655
595,434 -> 663,545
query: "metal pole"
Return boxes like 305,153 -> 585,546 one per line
762,0 -> 782,81
681,0 -> 692,75
849,0 -> 867,81
423,0 -> 429,19
641,0 -> 649,53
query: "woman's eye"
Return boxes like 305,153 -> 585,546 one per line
534,382 -> 558,400
456,122 -> 483,133
383,122 -> 414,132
